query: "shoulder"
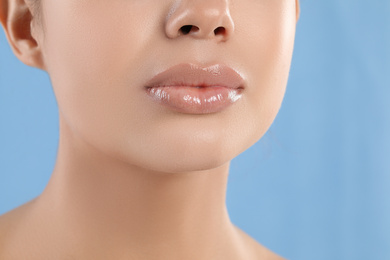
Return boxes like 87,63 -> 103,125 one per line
234,226 -> 286,260
0,199 -> 37,259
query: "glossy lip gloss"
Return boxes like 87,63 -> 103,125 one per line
144,63 -> 245,114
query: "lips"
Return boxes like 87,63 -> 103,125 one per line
144,63 -> 245,114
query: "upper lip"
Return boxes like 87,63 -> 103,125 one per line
145,63 -> 245,89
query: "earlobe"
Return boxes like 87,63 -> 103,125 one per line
296,0 -> 300,22
0,0 -> 45,70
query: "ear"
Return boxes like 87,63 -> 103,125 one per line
295,0 -> 300,22
0,0 -> 45,70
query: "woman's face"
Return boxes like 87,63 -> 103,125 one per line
38,0 -> 298,173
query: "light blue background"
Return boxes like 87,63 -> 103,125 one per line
1,1 -> 389,259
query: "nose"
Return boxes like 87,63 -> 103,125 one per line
165,0 -> 235,42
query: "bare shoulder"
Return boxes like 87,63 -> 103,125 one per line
0,199 -> 37,258
234,226 -> 286,260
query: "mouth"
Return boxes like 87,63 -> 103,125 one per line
144,63 -> 245,114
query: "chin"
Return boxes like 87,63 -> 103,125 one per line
119,137 -> 239,174
154,153 -> 232,174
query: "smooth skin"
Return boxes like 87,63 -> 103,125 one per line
0,0 -> 299,259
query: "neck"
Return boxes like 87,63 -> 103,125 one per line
36,118 -> 238,259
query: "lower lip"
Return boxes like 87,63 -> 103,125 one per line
146,86 -> 243,114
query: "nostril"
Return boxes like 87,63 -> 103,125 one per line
180,25 -> 192,35
214,27 -> 226,36
179,25 -> 199,35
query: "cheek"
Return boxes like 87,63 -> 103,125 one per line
41,1 -> 167,164
41,1 -> 161,136
43,1 -> 156,90
234,0 -> 296,140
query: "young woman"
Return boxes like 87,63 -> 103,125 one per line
0,0 -> 299,259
